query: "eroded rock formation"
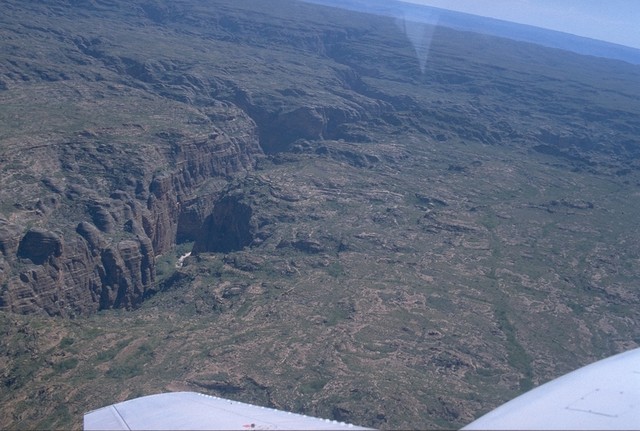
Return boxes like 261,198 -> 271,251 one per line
0,103 -> 262,316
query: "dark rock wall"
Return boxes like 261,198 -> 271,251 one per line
193,194 -> 255,254
0,106 -> 261,316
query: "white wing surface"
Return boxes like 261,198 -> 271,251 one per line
84,391 -> 372,430
463,347 -> 640,430
84,348 -> 640,430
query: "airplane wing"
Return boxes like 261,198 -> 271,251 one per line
84,348 -> 640,430
83,391 -> 372,430
463,347 -> 640,430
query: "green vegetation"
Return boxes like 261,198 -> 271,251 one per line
106,343 -> 155,379
59,337 -> 75,349
326,262 -> 345,278
53,358 -> 79,373
155,242 -> 195,285
96,340 -> 131,363
494,307 -> 533,391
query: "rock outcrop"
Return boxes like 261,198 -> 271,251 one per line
0,102 -> 262,316
193,194 -> 254,254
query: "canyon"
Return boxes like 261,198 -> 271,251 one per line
1,0 -> 640,429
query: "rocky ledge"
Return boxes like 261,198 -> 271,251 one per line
0,101 -> 261,316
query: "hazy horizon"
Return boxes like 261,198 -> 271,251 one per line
399,0 -> 640,49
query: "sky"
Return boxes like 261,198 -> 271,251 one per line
399,0 -> 640,49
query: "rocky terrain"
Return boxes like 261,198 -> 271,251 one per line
1,0 -> 640,429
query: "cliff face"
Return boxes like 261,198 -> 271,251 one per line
193,194 -> 254,254
0,0 -> 383,316
0,101 -> 261,316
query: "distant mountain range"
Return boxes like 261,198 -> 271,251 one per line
303,0 -> 640,65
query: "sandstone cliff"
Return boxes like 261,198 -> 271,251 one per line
0,101 -> 261,316
0,0 -> 393,316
